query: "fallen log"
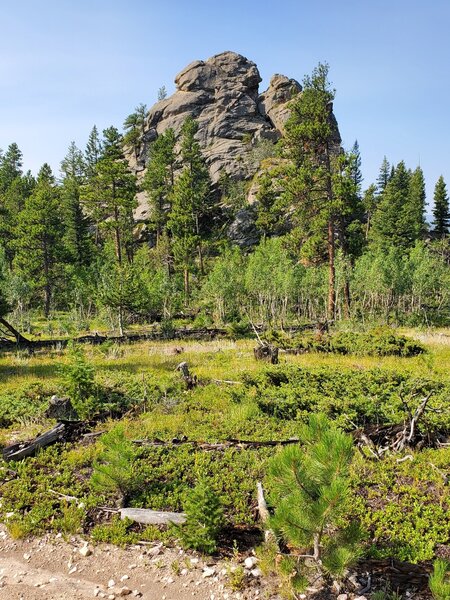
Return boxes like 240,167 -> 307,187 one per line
2,421 -> 85,461
119,508 -> 186,526
132,437 -> 300,450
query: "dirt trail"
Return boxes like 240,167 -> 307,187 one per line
0,528 -> 257,600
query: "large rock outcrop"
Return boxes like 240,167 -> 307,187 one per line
131,51 -> 303,221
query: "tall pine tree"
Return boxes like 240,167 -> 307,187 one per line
143,128 -> 176,245
168,117 -> 211,300
281,62 -> 342,319
13,164 -> 64,316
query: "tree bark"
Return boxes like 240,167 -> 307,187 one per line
327,219 -> 336,320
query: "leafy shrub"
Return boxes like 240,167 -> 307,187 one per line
180,480 -> 224,554
246,365 -> 449,432
265,329 -> 425,357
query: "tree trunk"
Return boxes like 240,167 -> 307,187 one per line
327,219 -> 336,320
0,317 -> 30,344
184,268 -> 190,303
118,306 -> 124,336
343,278 -> 351,319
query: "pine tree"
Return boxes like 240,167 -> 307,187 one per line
168,117 -> 211,300
13,164 -> 64,316
432,176 -> 449,237
123,103 -> 147,159
60,142 -> 93,266
91,425 -> 138,506
282,62 -> 342,319
81,127 -> 137,263
143,128 -> 176,245
267,414 -> 362,577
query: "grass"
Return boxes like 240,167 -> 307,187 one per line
0,328 -> 448,564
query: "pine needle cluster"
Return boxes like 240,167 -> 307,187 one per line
268,414 -> 362,578
91,425 -> 138,506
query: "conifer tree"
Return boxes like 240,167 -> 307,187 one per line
60,142 -> 93,266
180,480 -> 224,554
432,176 -> 449,237
143,128 -> 176,245
408,166 -> 426,239
81,127 -> 137,263
13,164 -> 64,316
376,156 -> 390,195
282,63 -> 342,319
85,125 -> 102,179
169,117 -> 211,300
370,161 -> 415,250
123,103 -> 147,160
268,414 -> 361,577
0,143 -> 23,193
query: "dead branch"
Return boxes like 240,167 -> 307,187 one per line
132,437 -> 300,451
118,508 -> 186,526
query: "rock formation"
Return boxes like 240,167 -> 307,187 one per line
130,51 -> 302,221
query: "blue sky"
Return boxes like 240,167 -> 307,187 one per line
1,0 -> 449,210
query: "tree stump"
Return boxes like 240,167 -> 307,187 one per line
44,395 -> 79,421
253,344 -> 279,364
176,361 -> 198,389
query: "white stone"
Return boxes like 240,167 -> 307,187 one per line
244,556 -> 257,569
79,545 -> 92,557
68,567 -> 77,575
251,568 -> 262,578
23,553 -> 31,561
120,575 -> 129,582
337,595 -> 348,600
108,579 -> 115,588
202,567 -> 216,578
147,545 -> 162,556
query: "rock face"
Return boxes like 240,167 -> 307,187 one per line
131,51 -> 302,220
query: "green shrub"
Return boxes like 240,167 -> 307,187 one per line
179,480 -> 224,554
265,329 -> 425,357
429,559 -> 450,600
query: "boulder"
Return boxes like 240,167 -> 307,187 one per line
129,51 -> 299,221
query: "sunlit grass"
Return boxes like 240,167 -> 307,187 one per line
0,329 -> 449,400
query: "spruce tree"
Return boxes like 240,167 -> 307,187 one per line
432,176 -> 449,237
376,156 -> 390,195
85,125 -> 102,179
13,164 -> 64,316
370,161 -> 415,250
143,128 -> 176,245
408,166 -> 426,239
0,143 -> 23,193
